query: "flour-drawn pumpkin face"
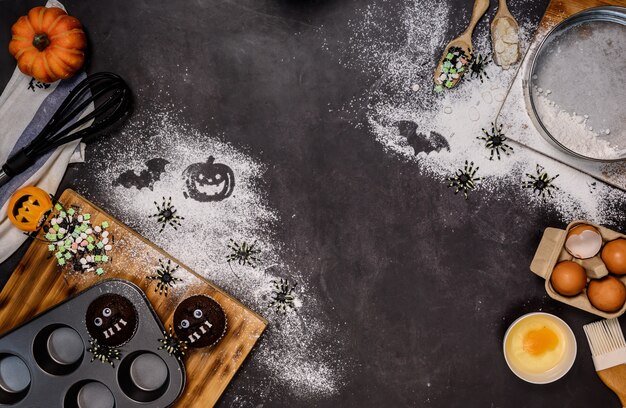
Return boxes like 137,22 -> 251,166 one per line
7,186 -> 53,232
86,294 -> 138,347
182,156 -> 235,202
173,295 -> 227,348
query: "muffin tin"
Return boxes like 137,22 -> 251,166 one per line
0,279 -> 185,407
531,220 -> 626,318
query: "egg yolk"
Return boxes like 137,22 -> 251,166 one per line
522,327 -> 559,356
505,315 -> 567,374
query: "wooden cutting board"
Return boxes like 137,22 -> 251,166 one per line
0,189 -> 267,407
541,0 -> 626,26
497,0 -> 626,190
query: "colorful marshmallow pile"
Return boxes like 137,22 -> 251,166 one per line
434,46 -> 470,92
44,203 -> 113,275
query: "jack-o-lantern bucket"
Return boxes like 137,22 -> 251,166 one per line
7,186 -> 53,232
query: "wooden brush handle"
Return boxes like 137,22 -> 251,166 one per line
462,0 -> 490,38
598,365 -> 626,407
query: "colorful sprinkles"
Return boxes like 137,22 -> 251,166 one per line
44,203 -> 113,275
435,46 -> 470,92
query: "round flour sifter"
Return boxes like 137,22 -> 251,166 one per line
525,7 -> 626,161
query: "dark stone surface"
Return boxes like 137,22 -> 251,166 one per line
1,0 -> 624,406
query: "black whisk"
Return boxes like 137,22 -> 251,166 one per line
0,72 -> 132,188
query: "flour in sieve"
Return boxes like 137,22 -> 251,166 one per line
534,92 -> 622,160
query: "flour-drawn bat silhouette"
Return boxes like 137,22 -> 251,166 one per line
394,120 -> 450,155
114,158 -> 170,190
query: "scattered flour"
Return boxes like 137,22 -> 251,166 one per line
335,0 -> 626,224
534,92 -> 622,160
80,108 -> 344,400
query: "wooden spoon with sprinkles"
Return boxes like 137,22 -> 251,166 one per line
433,0 -> 490,91
490,0 -> 520,69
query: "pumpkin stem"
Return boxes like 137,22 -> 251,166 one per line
207,156 -> 215,164
32,33 -> 50,51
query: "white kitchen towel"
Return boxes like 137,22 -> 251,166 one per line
0,0 -> 89,263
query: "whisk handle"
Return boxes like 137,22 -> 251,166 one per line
0,170 -> 9,188
0,147 -> 33,187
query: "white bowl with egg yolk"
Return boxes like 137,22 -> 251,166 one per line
503,312 -> 577,384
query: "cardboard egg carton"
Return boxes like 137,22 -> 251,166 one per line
530,220 -> 626,319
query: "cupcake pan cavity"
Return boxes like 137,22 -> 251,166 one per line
118,352 -> 169,402
48,327 -> 85,366
34,324 -> 84,376
0,279 -> 185,407
65,380 -> 115,408
0,354 -> 30,404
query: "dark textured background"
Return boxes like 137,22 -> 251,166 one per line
1,0 -> 624,406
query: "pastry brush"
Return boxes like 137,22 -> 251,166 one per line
584,318 -> 626,407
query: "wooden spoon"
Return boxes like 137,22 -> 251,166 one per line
434,0 -> 490,90
491,0 -> 521,69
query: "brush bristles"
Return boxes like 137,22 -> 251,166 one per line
584,318 -> 626,357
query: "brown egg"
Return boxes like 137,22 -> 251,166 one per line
587,276 -> 626,313
565,224 -> 603,259
602,239 -> 626,275
550,261 -> 587,296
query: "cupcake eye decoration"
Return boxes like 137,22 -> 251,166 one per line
173,295 -> 227,348
86,294 -> 138,347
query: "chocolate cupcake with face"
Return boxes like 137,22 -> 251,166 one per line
173,295 -> 227,348
86,294 -> 138,347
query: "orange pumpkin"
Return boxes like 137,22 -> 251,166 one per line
8,7 -> 86,83
7,186 -> 53,232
